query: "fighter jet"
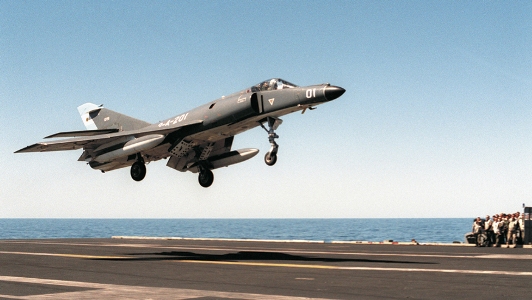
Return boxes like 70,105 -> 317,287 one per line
15,78 -> 345,187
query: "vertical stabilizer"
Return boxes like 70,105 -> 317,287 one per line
78,103 -> 101,130
77,103 -> 151,131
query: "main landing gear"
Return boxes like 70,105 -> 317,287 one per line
260,117 -> 282,166
130,155 -> 146,181
198,166 -> 214,188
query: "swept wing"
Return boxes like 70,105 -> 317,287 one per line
15,120 -> 203,154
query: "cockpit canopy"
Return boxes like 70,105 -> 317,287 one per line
251,78 -> 298,92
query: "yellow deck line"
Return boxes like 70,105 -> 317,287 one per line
0,251 -> 128,260
3,250 -> 532,276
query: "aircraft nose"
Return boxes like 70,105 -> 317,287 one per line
324,86 -> 346,101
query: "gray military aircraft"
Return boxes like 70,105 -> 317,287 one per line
15,78 -> 345,187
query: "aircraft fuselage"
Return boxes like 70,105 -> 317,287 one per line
15,78 -> 345,187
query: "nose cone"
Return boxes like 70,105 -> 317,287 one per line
324,86 -> 346,101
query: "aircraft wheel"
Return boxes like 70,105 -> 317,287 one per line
131,161 -> 146,181
198,169 -> 214,188
264,152 -> 277,166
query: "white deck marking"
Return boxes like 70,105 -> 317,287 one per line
476,254 -> 532,260
178,260 -> 532,276
0,276 -> 332,300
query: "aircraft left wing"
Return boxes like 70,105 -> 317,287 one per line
14,120 -> 203,154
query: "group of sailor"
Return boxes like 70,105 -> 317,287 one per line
472,212 -> 525,248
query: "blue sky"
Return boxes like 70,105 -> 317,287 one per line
1,1 -> 531,218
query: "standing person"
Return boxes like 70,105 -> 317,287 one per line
472,217 -> 484,247
493,216 -> 501,247
484,215 -> 494,246
518,214 -> 525,245
497,216 -> 506,246
502,214 -> 509,245
514,212 -> 523,245
506,215 -> 518,248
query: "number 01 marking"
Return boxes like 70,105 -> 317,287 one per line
306,88 -> 316,98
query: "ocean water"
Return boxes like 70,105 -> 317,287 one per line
0,219 -> 472,243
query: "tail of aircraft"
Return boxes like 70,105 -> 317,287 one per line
77,103 -> 151,131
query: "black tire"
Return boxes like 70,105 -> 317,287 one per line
264,152 -> 277,166
198,169 -> 214,188
130,161 -> 146,181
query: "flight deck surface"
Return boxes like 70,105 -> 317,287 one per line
0,238 -> 531,299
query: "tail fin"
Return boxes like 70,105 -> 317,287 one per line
77,103 -> 151,131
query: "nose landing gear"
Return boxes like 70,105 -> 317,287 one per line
260,117 -> 282,166
264,150 -> 277,166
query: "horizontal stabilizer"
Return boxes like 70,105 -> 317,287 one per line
45,129 -> 120,139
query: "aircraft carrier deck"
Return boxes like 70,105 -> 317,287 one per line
1,237 -> 531,299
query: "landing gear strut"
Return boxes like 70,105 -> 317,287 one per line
260,117 -> 282,166
198,166 -> 214,188
130,155 -> 146,181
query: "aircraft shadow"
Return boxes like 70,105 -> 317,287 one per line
96,251 -> 436,265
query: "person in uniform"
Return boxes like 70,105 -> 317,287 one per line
506,215 -> 518,248
472,217 -> 484,247
518,214 -> 525,245
484,215 -> 494,246
492,216 -> 501,247
501,214 -> 509,245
